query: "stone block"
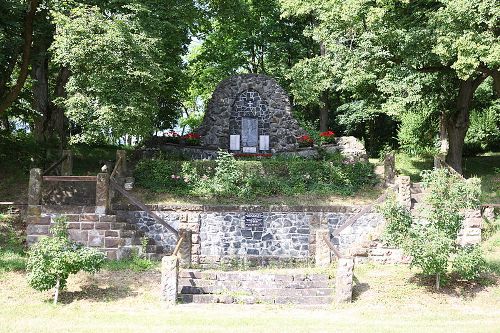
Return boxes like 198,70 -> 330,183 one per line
106,250 -> 117,260
94,222 -> 111,230
105,230 -> 119,237
88,230 -> 104,247
27,224 -> 49,236
80,222 -> 94,230
100,215 -> 117,222
27,205 -> 42,217
315,229 -> 331,267
161,256 -> 179,305
68,230 -> 88,244
335,257 -> 354,303
105,237 -> 121,248
28,169 -> 42,205
67,222 -> 80,229
80,214 -> 98,222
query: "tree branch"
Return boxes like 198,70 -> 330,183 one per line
0,0 -> 39,115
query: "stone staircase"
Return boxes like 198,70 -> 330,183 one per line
177,269 -> 334,305
27,205 -> 167,260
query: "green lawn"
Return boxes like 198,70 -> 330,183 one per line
1,225 -> 499,333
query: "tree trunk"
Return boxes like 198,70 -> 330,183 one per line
52,66 -> 70,147
319,42 -> 329,132
53,277 -> 60,304
435,273 -> 440,290
319,92 -> 329,132
32,45 -> 50,143
0,0 -> 39,115
445,76 -> 487,174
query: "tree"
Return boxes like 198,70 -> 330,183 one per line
281,0 -> 499,172
26,217 -> 106,304
380,168 -> 485,289
187,0 -> 318,109
0,0 -> 39,116
51,0 -> 199,143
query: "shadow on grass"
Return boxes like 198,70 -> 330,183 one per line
352,275 -> 370,301
408,272 -> 497,300
57,284 -> 138,304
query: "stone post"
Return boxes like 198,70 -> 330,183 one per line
335,257 -> 354,303
116,150 -> 127,177
26,168 -> 46,245
160,256 -> 179,305
384,151 -> 395,185
61,150 -> 73,176
315,229 -> 331,267
178,229 -> 192,268
28,168 -> 42,206
396,176 -> 411,210
95,173 -> 109,215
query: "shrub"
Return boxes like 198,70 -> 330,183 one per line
26,217 -> 106,304
134,153 -> 376,198
452,245 -> 487,280
380,169 -> 486,289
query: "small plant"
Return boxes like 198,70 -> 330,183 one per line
319,130 -> 335,144
26,217 -> 106,304
163,130 -> 181,144
297,135 -> 314,147
140,236 -> 149,255
182,132 -> 201,146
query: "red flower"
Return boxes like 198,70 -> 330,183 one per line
297,135 -> 313,143
319,130 -> 335,137
164,130 -> 179,137
182,133 -> 201,139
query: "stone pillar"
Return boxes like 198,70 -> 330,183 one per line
335,257 -> 354,303
396,176 -> 411,210
160,256 -> 179,305
178,229 -> 192,268
384,151 -> 395,185
315,229 -> 331,267
28,168 -> 42,205
458,209 -> 482,246
116,150 -> 127,177
61,150 -> 73,176
95,173 -> 109,215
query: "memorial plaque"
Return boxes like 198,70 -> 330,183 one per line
230,135 -> 240,151
242,117 -> 258,148
245,213 -> 264,228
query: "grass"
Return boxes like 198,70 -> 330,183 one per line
0,256 -> 498,332
0,212 -> 499,332
371,151 -> 500,204
130,185 -> 383,206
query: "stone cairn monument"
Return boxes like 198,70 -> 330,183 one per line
198,74 -> 305,154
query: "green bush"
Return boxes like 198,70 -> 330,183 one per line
26,217 -> 106,304
380,169 -> 486,289
452,245 -> 487,280
133,153 -> 376,198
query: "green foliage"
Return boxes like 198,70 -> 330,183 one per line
104,250 -> 158,272
452,245 -> 487,280
380,168 -> 485,288
26,217 -> 106,298
50,1 -> 199,142
134,153 -> 376,198
464,101 -> 500,156
0,212 -> 26,274
378,196 -> 412,247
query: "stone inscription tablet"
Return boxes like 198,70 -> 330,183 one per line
242,117 -> 258,148
244,213 -> 264,228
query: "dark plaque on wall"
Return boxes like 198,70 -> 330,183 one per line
244,213 -> 264,228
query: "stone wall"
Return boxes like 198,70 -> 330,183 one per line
114,204 -> 386,266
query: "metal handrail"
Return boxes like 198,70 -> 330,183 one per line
109,178 -> 179,239
327,185 -> 396,259
42,154 -> 68,176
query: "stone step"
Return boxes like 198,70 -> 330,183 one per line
178,294 -> 334,305
178,285 -> 334,297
